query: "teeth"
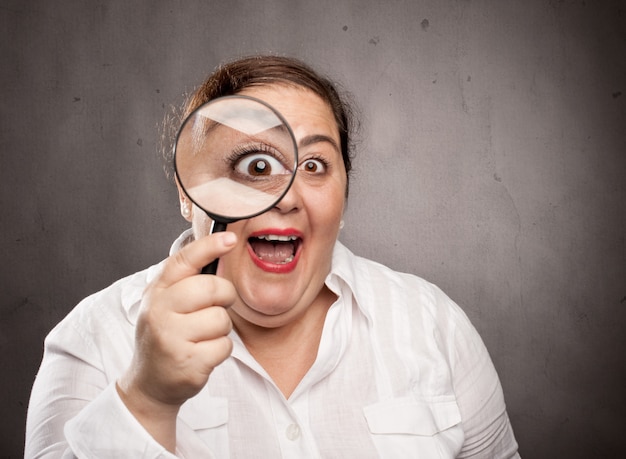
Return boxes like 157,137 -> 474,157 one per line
256,235 -> 298,242
256,255 -> 294,264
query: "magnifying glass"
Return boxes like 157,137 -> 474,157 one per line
174,95 -> 298,274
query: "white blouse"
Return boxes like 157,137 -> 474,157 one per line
26,231 -> 519,458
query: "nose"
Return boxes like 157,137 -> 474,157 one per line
273,178 -> 302,214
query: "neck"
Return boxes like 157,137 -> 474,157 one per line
231,286 -> 336,398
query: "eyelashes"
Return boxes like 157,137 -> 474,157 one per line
227,144 -> 330,179
299,156 -> 329,175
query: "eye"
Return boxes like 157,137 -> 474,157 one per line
234,153 -> 290,178
300,159 -> 327,174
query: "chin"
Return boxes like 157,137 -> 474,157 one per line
231,303 -> 299,329
244,290 -> 299,316
233,281 -> 308,319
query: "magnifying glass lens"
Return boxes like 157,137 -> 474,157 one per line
174,96 -> 298,221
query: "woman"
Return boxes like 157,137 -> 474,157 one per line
26,55 -> 519,458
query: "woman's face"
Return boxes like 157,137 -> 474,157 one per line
188,85 -> 347,329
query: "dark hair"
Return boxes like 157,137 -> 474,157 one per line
163,55 -> 356,194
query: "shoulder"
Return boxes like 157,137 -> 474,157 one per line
335,242 -> 469,326
46,264 -> 159,347
333,242 -> 483,363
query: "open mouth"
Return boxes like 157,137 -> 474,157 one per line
248,234 -> 302,266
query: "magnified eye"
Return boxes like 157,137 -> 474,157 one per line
235,153 -> 289,177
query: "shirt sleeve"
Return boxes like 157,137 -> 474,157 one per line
434,288 -> 520,459
65,384 -> 178,458
25,307 -> 173,458
25,299 -> 214,458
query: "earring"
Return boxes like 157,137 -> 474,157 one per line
339,220 -> 345,230
181,202 -> 191,218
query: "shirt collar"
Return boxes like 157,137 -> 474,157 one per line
169,228 -> 195,255
326,240 -> 374,324
122,229 -> 195,324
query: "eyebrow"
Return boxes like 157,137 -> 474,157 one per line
298,134 -> 340,153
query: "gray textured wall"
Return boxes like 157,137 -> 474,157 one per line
2,1 -> 625,457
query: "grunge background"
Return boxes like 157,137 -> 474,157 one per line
2,1 -> 624,457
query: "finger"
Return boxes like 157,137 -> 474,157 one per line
161,274 -> 237,314
154,232 -> 237,289
172,306 -> 232,343
193,336 -> 234,375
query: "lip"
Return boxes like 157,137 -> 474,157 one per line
247,228 -> 303,274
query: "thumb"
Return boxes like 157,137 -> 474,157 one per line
154,232 -> 237,288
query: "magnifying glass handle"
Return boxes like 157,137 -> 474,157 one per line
202,220 -> 228,275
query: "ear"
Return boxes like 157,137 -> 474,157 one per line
175,177 -> 193,222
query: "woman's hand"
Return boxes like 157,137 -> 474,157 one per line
117,231 -> 238,452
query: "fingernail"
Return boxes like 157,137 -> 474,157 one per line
221,232 -> 237,246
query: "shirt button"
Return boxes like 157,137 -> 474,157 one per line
285,423 -> 301,441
